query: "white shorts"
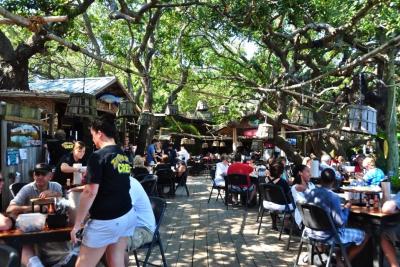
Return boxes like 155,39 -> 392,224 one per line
82,207 -> 137,248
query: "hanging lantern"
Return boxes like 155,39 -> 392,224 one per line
212,140 -> 220,147
189,138 -> 196,145
181,137 -> 190,145
196,111 -> 212,121
291,106 -> 314,126
219,141 -> 226,147
251,140 -> 263,151
165,104 -> 179,115
196,100 -> 209,111
65,93 -> 97,118
202,142 -> 209,149
117,100 -> 136,117
344,105 -> 377,135
137,111 -> 153,126
219,105 -> 229,114
256,123 -> 273,139
236,141 -> 243,147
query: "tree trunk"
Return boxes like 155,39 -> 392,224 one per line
384,48 -> 398,176
0,31 -> 30,90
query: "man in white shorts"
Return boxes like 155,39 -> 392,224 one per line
71,116 -> 136,267
125,177 -> 156,266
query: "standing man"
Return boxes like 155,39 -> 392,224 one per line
71,116 -> 136,267
146,139 -> 158,165
54,141 -> 86,188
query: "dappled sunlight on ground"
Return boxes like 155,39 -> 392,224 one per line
128,174 -> 300,266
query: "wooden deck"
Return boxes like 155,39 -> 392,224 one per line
129,174 -> 298,267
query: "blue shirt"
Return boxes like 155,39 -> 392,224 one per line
363,168 -> 385,186
304,187 -> 349,240
146,144 -> 156,164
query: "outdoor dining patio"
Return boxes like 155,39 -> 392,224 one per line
131,174 -> 297,267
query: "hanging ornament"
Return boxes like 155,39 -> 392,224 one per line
196,100 -> 209,111
256,122 -> 273,139
212,140 -> 220,147
165,104 -> 179,115
117,100 -> 136,117
202,142 -> 209,149
219,105 -> 229,114
137,111 -> 153,126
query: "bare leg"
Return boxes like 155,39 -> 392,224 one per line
105,237 -> 128,267
124,252 -> 129,267
248,189 -> 257,203
76,244 -> 107,267
347,234 -> 369,260
232,193 -> 239,204
21,245 -> 35,266
381,237 -> 400,267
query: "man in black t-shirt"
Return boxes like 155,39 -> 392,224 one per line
46,129 -> 74,166
54,141 -> 87,187
71,116 -> 136,267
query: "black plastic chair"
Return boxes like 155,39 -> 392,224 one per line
0,244 -> 20,267
174,170 -> 189,196
140,175 -> 158,197
207,166 -> 225,203
294,201 -> 352,267
225,174 -> 251,210
155,168 -> 175,196
132,197 -> 168,267
9,182 -> 27,198
257,183 -> 295,250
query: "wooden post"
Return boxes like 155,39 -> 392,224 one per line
232,127 -> 237,153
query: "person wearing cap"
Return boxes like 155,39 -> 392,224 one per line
7,163 -> 62,216
6,163 -> 63,267
54,141 -> 87,188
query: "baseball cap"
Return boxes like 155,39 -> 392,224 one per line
33,163 -> 52,175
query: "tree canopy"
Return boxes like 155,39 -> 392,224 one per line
1,0 -> 400,166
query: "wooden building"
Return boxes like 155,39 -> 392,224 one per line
0,76 -> 133,209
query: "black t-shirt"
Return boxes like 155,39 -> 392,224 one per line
47,139 -> 73,166
131,167 -> 149,181
86,145 -> 132,220
54,153 -> 87,187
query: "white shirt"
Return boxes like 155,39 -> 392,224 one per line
129,177 -> 156,232
214,162 -> 228,186
291,182 -> 315,226
178,148 -> 190,163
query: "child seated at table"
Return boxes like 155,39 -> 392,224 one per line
304,168 -> 369,262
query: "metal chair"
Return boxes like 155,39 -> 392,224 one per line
174,170 -> 189,196
140,175 -> 158,197
0,244 -> 20,267
257,183 -> 295,250
9,182 -> 28,198
294,201 -> 352,267
132,197 -> 168,267
225,174 -> 252,210
207,166 -> 225,203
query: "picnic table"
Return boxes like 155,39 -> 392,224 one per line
349,206 -> 400,267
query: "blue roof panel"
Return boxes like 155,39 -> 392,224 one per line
29,76 -> 117,96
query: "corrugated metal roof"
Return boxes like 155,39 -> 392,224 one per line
29,76 -> 117,96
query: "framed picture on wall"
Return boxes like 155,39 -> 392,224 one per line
7,122 -> 41,148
